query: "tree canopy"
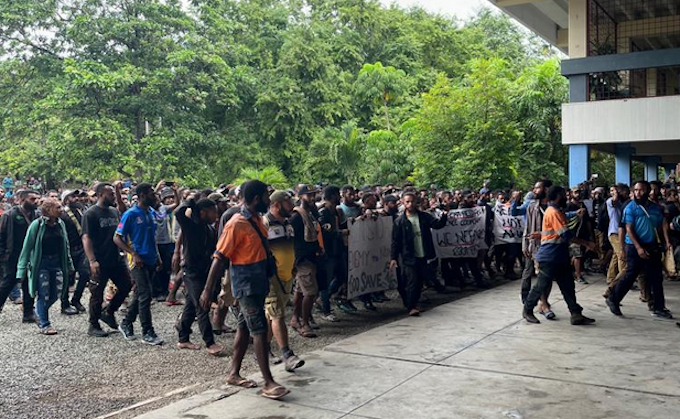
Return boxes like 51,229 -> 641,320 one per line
0,0 -> 566,189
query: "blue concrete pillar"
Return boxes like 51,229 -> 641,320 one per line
569,144 -> 589,187
644,157 -> 660,181
615,144 -> 634,185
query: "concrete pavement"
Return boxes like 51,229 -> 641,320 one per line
134,276 -> 680,419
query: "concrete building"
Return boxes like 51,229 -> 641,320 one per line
489,0 -> 680,186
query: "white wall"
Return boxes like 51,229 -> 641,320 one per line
562,95 -> 680,144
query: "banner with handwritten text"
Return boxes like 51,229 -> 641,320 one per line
492,203 -> 524,245
432,207 -> 487,258
347,216 -> 396,299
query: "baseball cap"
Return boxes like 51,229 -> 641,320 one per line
208,192 -> 228,203
270,190 -> 292,203
61,189 -> 80,201
297,184 -> 320,195
160,187 -> 174,200
383,195 -> 398,204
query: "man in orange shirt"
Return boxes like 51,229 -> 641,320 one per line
200,180 -> 289,400
523,186 -> 596,326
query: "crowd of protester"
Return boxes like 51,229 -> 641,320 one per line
1,173 -> 679,400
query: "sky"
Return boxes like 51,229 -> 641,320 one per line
379,0 -> 497,20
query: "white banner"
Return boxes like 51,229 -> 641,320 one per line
432,206 -> 488,259
492,203 -> 524,245
347,216 -> 396,299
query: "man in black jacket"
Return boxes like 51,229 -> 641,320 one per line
59,189 -> 89,315
0,189 -> 40,322
390,192 -> 448,316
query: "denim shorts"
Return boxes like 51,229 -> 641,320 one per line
235,293 -> 267,336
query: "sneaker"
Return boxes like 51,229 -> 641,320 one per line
374,292 -> 390,302
321,313 -> 339,322
72,301 -> 87,313
345,301 -> 358,312
605,298 -> 623,316
88,325 -> 109,338
22,314 -> 37,324
118,323 -> 136,341
652,310 -> 673,319
577,276 -> 589,284
61,306 -> 79,316
284,354 -> 305,372
100,310 -> 119,330
142,330 -> 164,346
570,312 -> 596,325
363,301 -> 377,311
336,300 -> 354,313
309,318 -> 320,330
269,351 -> 283,365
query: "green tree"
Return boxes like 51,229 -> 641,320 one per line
234,166 -> 289,189
413,58 -> 522,189
361,129 -> 414,184
354,62 -> 408,131
514,58 -> 569,189
0,1 -> 563,188
299,122 -> 365,185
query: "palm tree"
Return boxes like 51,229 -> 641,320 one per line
234,166 -> 288,189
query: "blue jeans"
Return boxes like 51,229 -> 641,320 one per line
10,283 -> 20,300
35,254 -> 64,329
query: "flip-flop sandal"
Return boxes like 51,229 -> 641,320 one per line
261,386 -> 290,400
297,326 -> 317,338
539,310 -> 556,320
177,342 -> 201,350
227,378 -> 258,388
208,348 -> 229,357
165,300 -> 183,306
40,327 -> 58,335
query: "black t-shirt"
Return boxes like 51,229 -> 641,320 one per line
42,223 -> 63,256
218,206 -> 241,237
567,201 -> 591,240
82,204 -> 121,267
290,210 -> 320,263
175,202 -> 217,273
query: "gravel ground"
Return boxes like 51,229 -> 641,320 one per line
0,276 -> 512,419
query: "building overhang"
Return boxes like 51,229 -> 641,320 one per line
487,0 -> 569,54
562,95 -> 680,164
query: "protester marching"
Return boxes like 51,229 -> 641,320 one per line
1,173 -> 680,401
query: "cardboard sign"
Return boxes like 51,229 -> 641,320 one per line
347,216 -> 396,299
432,207 -> 488,258
492,203 -> 524,245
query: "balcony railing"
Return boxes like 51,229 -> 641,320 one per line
589,65 -> 680,101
